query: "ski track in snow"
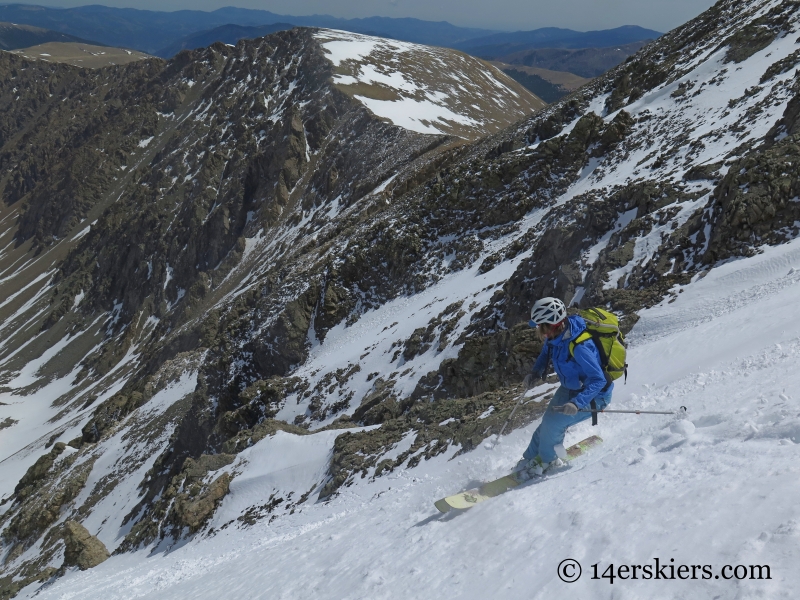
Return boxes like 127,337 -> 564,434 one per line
22,224 -> 800,600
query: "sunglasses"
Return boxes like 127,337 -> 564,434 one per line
530,321 -> 562,334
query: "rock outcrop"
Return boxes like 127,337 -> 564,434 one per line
62,521 -> 110,571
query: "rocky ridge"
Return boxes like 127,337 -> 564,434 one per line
0,27 -> 541,592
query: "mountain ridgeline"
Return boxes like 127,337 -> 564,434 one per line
452,25 -> 661,57
0,4 -> 660,58
0,4 -> 493,55
1,0 -> 800,594
155,23 -> 295,58
0,21 -> 94,50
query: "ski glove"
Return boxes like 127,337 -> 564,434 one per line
523,372 -> 542,389
561,402 -> 579,416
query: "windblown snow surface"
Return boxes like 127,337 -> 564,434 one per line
21,239 -> 800,599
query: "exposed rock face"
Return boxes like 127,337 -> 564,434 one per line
121,453 -> 235,548
13,443 -> 66,500
2,457 -> 94,562
80,393 -> 145,445
171,472 -> 232,533
62,521 -> 110,570
321,382 -> 555,498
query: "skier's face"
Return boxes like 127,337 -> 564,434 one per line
538,323 -> 558,339
538,321 -> 566,340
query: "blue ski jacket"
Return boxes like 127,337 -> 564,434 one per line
531,315 -> 611,409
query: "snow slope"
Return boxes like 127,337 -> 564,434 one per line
23,235 -> 800,599
315,29 -> 545,139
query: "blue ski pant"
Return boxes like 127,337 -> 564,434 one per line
523,385 -> 612,463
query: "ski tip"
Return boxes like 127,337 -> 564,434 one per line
434,499 -> 452,513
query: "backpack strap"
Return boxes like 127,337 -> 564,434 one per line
569,331 -> 613,391
568,331 -> 593,358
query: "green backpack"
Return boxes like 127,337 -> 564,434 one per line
568,307 -> 628,383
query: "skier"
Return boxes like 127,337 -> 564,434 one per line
516,297 -> 613,475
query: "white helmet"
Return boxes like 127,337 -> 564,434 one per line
530,297 -> 567,326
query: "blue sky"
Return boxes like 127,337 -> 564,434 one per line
42,0 -> 718,32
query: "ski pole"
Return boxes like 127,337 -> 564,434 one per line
488,390 -> 526,449
552,406 -> 687,415
491,365 -> 554,448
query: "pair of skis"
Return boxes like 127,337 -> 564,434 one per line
434,435 -> 602,512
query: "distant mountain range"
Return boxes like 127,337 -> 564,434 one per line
493,62 -> 590,103
155,23 -> 294,58
496,41 -> 651,79
0,4 -> 661,59
0,20 -> 94,50
452,25 -> 661,57
0,4 -> 493,55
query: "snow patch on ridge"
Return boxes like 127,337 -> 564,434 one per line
354,94 -> 479,135
314,29 -> 542,139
